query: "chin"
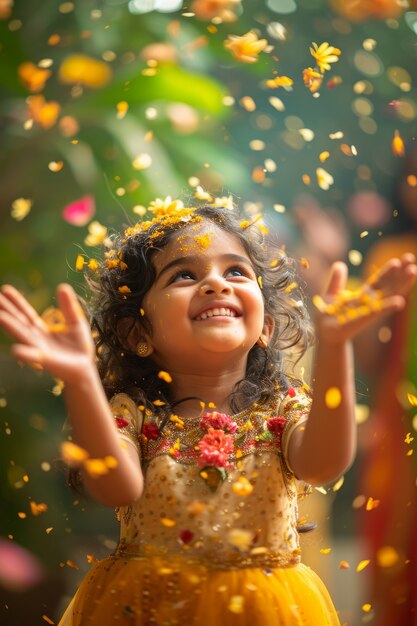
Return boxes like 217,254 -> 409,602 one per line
198,336 -> 249,354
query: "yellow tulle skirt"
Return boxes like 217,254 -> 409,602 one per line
58,552 -> 341,626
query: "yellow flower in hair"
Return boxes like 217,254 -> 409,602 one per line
224,31 -> 268,64
211,195 -> 235,210
148,196 -> 184,216
194,185 -> 213,201
309,42 -> 341,74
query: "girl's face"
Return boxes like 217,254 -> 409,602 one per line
141,222 -> 272,371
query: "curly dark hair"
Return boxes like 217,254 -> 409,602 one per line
84,204 -> 313,421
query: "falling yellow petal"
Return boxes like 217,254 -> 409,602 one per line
48,161 -> 64,172
407,393 -> 417,406
11,198 -> 32,221
228,528 -> 252,550
84,221 -> 107,246
116,101 -> 129,119
325,387 -> 342,409
104,455 -> 118,469
376,545 -> 399,568
366,497 -> 380,511
392,129 -> 405,157
224,31 -> 268,64
232,476 -> 254,496
356,559 -> 370,572
83,458 -> 109,477
60,441 -> 89,466
58,54 -> 112,88
160,517 -> 176,527
228,595 -> 245,614
316,167 -> 334,190
158,371 -> 173,383
266,75 -> 294,89
30,501 -> 48,516
332,476 -> 345,491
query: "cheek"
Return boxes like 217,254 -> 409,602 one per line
245,288 -> 266,326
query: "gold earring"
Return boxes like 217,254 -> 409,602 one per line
136,342 -> 150,357
257,336 -> 268,349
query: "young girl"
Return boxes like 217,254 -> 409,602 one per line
0,202 -> 416,626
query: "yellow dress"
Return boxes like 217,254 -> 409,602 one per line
59,387 -> 341,626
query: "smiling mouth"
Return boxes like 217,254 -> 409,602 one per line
194,307 -> 239,321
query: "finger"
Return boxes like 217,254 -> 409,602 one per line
1,285 -> 42,326
56,284 -> 86,326
0,292 -> 28,326
0,310 -> 34,345
338,295 -> 405,338
398,265 -> 417,297
11,344 -> 45,365
367,258 -> 402,288
325,262 -> 348,297
400,253 -> 416,266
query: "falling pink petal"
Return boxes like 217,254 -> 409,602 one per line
0,538 -> 44,590
62,195 -> 95,226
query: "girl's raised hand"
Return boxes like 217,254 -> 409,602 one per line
314,253 -> 417,343
0,283 -> 96,383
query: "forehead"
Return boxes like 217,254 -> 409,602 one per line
152,221 -> 250,268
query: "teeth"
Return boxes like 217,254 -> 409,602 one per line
195,307 -> 237,321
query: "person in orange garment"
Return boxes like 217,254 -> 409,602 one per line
0,201 -> 415,626
295,142 -> 417,625
354,144 -> 417,626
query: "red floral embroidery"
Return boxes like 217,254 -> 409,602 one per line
287,387 -> 296,398
267,416 -> 286,434
115,416 -> 129,429
142,423 -> 160,440
179,529 -> 194,544
200,412 -> 238,434
197,428 -> 234,468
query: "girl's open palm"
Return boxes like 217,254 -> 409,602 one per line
0,284 -> 96,383
316,253 -> 417,343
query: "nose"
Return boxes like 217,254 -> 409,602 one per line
199,274 -> 232,295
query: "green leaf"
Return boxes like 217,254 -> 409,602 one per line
73,63 -> 230,117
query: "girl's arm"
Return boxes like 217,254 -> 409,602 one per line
288,256 -> 417,485
0,283 -> 143,507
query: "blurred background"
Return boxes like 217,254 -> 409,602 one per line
1,0 -> 417,624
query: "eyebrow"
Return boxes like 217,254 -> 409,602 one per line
156,253 -> 254,281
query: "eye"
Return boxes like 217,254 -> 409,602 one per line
226,266 -> 252,278
171,270 -> 195,283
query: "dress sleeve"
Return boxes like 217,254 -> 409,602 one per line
280,385 -> 311,475
110,393 -> 143,456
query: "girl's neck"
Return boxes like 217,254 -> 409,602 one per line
168,367 -> 246,417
